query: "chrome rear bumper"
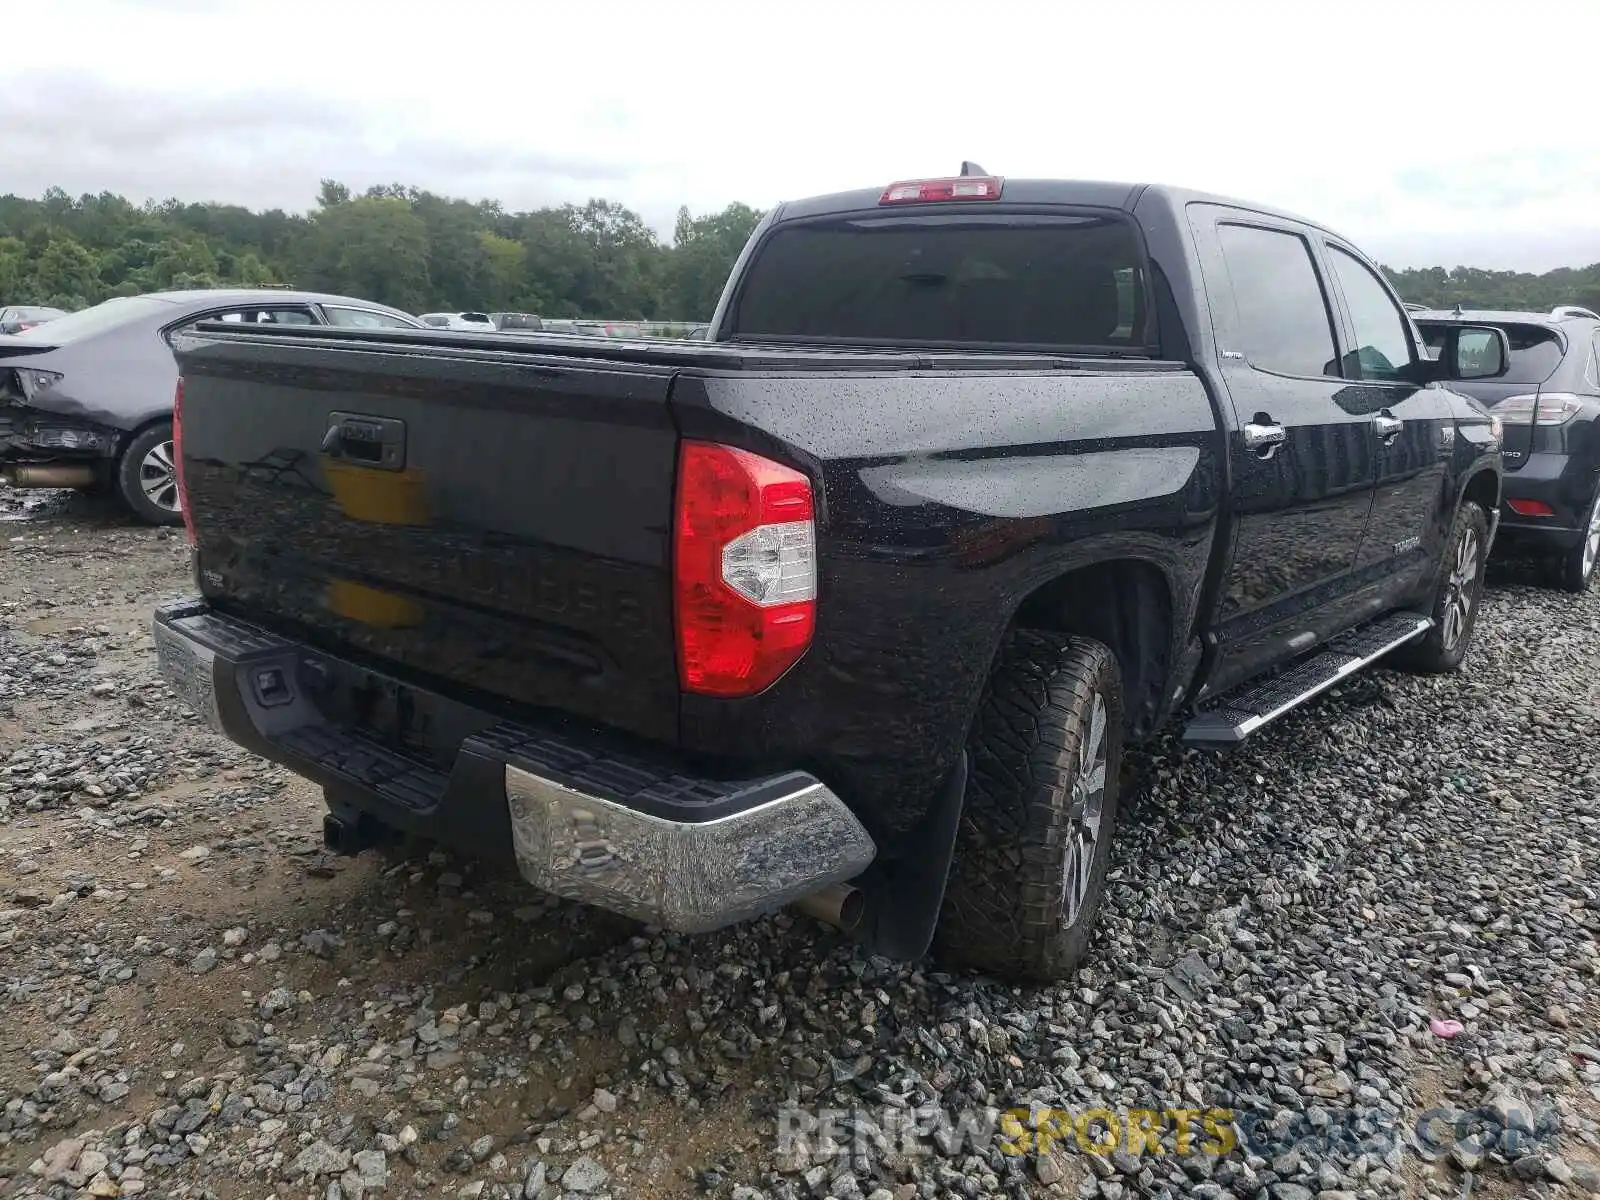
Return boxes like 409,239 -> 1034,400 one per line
504,766 -> 874,932
152,599 -> 875,934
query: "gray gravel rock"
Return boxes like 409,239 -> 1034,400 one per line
560,1154 -> 609,1192
2,495 -> 1599,1200
292,1139 -> 353,1178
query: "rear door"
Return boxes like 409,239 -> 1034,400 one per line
1320,240 -> 1455,600
1189,208 -> 1379,693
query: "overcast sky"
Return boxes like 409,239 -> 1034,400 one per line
7,0 -> 1598,271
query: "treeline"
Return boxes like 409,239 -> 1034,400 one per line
0,181 -> 763,320
3,181 -> 1599,320
1383,264 -> 1600,315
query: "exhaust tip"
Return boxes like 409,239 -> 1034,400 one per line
793,883 -> 865,935
2,464 -> 99,489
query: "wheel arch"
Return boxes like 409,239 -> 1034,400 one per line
115,411 -> 176,457
1458,464 -> 1499,518
1007,555 -> 1182,739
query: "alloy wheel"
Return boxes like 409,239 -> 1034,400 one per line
1060,692 -> 1109,929
139,440 -> 180,514
1440,526 -> 1480,651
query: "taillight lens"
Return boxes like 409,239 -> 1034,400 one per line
673,441 -> 817,697
1495,393 -> 1584,425
173,376 -> 196,546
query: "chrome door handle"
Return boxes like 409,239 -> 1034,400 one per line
1242,422 -> 1287,453
1373,414 -> 1403,440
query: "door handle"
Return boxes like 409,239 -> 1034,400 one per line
1373,413 -> 1403,441
1242,421 -> 1287,458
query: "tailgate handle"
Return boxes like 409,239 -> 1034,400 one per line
322,412 -> 407,471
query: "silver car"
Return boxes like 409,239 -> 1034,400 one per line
0,305 -> 68,335
0,289 -> 423,524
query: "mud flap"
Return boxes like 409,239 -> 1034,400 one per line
854,751 -> 968,962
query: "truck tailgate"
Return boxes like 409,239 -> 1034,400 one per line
173,330 -> 683,745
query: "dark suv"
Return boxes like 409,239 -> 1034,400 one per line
1414,305 -> 1600,591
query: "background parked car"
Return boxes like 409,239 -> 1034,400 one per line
0,288 -> 424,525
1415,304 -> 1600,591
490,312 -> 544,332
0,305 -> 68,335
417,311 -> 497,332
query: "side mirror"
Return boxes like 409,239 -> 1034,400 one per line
1446,325 -> 1510,381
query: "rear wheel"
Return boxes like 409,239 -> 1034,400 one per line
1392,500 -> 1488,674
1554,487 -> 1600,593
116,423 -> 184,526
933,631 -> 1123,983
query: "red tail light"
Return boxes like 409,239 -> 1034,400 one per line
1495,393 -> 1584,426
173,377 -> 196,545
673,441 -> 817,697
880,176 -> 1004,205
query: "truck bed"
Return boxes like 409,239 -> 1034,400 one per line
172,322 -> 1216,836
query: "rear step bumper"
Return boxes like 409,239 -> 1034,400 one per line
151,599 -> 876,933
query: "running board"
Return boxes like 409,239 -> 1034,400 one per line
1183,612 -> 1432,748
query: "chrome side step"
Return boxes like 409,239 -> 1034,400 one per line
1183,611 -> 1432,748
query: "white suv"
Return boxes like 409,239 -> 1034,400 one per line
418,311 -> 497,333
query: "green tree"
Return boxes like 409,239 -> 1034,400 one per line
31,236 -> 102,308
149,238 -> 221,290
665,202 -> 764,319
564,199 -> 667,318
296,195 -> 432,311
0,237 -> 28,300
479,232 -> 527,311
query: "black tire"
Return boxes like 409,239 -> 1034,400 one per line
1392,500 -> 1488,674
115,423 -> 184,526
1553,487 -> 1600,594
933,630 -> 1123,983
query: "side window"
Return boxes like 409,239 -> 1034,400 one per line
1216,224 -> 1340,378
222,307 -> 316,326
177,306 -> 315,334
1325,246 -> 1414,382
322,306 -> 417,330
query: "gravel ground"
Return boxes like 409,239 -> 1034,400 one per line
1,485 -> 1598,1200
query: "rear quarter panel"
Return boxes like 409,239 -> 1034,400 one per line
670,364 -> 1223,838
14,321 -> 178,431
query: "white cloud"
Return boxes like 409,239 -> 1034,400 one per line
5,0 -> 1599,268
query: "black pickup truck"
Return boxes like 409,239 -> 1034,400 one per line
153,170 -> 1511,983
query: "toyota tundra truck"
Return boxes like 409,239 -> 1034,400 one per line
150,170 -> 1510,982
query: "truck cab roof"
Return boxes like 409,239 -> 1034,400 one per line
772,178 -> 1344,237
